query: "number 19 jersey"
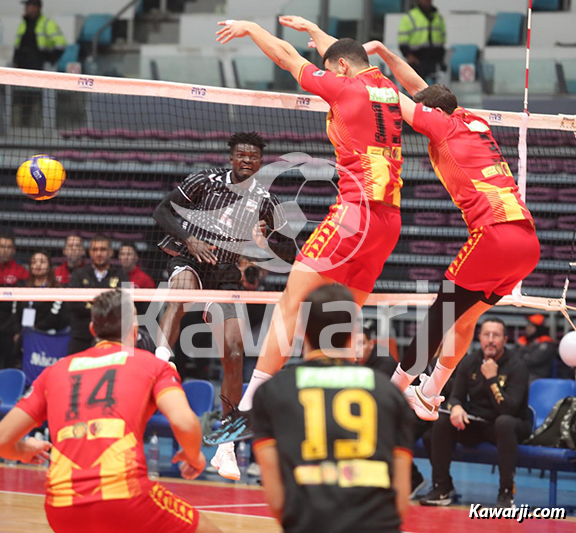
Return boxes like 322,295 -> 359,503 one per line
16,341 -> 183,508
252,359 -> 413,533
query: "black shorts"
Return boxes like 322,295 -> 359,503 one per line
167,256 -> 245,325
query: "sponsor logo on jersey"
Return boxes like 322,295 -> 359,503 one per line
366,86 -> 399,104
69,351 -> 129,371
313,70 -> 326,77
422,106 -> 433,112
296,366 -> 375,389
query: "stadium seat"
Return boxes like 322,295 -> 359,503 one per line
487,13 -> 524,46
532,0 -> 561,11
450,44 -> 479,79
409,241 -> 445,255
57,44 -> 80,73
526,187 -> 558,202
372,0 -> 403,16
529,378 -> 576,429
78,14 -> 114,46
414,184 -> 449,199
413,212 -> 449,226
523,272 -> 551,287
0,369 -> 26,419
183,380 -> 215,418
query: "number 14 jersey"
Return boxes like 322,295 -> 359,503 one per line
16,341 -> 183,507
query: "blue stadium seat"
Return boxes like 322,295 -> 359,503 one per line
373,0 -> 403,16
529,378 -> 576,428
533,0 -> 561,11
183,380 -> 215,417
78,14 -> 114,46
488,13 -> 524,46
450,44 -> 479,79
0,369 -> 26,419
57,44 -> 80,72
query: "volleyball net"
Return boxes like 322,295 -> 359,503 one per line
0,67 -> 576,318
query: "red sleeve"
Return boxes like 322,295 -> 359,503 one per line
153,361 -> 184,402
412,103 -> 451,145
16,368 -> 49,425
298,63 -> 346,105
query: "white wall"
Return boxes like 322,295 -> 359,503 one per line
0,0 -> 136,20
179,14 -> 276,52
530,12 -> 576,47
434,0 -> 527,14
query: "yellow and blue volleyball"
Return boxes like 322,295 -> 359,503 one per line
16,154 -> 66,201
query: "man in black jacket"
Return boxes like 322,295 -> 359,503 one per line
67,235 -> 128,354
420,317 -> 531,508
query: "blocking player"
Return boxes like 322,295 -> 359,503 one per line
153,131 -> 288,479
363,41 -> 540,420
210,19 -> 404,442
252,285 -> 412,532
0,289 -> 221,533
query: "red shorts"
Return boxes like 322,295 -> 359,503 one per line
45,483 -> 200,533
297,200 -> 401,293
446,220 -> 540,298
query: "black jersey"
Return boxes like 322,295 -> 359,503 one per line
158,168 -> 287,264
252,358 -> 413,533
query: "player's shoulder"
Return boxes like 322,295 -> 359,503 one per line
184,167 -> 229,183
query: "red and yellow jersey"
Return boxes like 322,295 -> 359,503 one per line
298,63 -> 403,207
412,104 -> 533,230
16,341 -> 183,508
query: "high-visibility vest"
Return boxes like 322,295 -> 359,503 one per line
14,14 -> 67,52
398,6 -> 446,50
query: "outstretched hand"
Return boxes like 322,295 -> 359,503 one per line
278,15 -> 313,32
216,20 -> 253,44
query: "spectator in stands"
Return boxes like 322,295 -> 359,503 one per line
398,0 -> 446,81
67,235 -> 128,355
0,231 -> 28,369
515,314 -> 558,383
119,242 -> 155,289
13,0 -> 67,71
54,234 -> 86,286
420,318 -> 531,509
11,250 -> 70,368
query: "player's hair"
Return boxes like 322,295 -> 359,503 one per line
27,249 -> 60,288
323,38 -> 370,68
413,84 -> 458,115
90,234 -> 112,246
0,229 -> 15,244
480,317 -> 507,335
228,132 -> 267,154
362,323 -> 374,341
119,241 -> 138,254
304,285 -> 357,350
65,234 -> 83,244
91,289 -> 134,341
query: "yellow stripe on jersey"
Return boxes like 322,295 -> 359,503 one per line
471,179 -> 528,223
47,447 -> 82,507
91,432 -> 140,501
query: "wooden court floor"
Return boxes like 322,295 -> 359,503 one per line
1,465 -> 574,533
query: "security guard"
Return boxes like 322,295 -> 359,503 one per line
13,0 -> 67,70
398,0 -> 446,80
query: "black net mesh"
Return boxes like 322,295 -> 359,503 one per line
1,81 -> 574,300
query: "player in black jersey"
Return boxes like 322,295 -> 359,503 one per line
153,131 -> 288,480
252,285 -> 412,533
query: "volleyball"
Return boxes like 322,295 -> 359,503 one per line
16,154 -> 66,201
559,330 -> 576,368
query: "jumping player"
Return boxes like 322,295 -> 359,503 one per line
209,17 -> 403,443
0,289 -> 221,533
153,131 -> 288,479
363,41 -> 540,420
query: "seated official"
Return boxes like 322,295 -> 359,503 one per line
420,318 -> 531,509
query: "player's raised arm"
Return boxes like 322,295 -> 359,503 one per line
363,40 -> 428,96
216,21 -> 308,80
278,15 -> 337,57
